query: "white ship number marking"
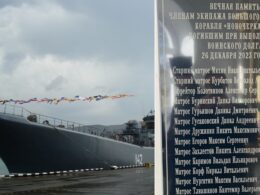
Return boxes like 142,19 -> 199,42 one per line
135,154 -> 143,165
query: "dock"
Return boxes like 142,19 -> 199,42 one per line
0,167 -> 154,195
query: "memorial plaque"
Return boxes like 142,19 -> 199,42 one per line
157,0 -> 260,194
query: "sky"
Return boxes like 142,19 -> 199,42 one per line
0,0 -> 154,125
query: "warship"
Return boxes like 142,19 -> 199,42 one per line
0,105 -> 154,174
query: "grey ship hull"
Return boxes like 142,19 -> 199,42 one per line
0,113 -> 154,174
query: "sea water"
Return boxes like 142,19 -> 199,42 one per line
0,157 -> 9,175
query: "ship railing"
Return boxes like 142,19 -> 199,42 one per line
0,104 -> 30,117
0,104 -> 92,134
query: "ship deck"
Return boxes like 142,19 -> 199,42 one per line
0,167 -> 154,195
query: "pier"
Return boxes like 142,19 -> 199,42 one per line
0,167 -> 154,195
